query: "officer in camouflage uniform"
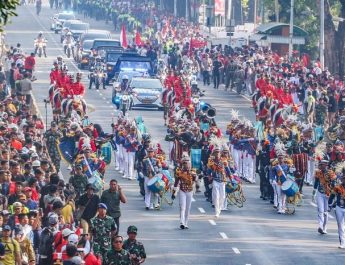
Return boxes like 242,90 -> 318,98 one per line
43,121 -> 62,172
123,226 -> 146,265
104,235 -> 131,265
68,164 -> 88,200
90,203 -> 117,262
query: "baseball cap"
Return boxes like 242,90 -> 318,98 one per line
23,187 -> 32,192
32,160 -> 40,167
18,194 -> 26,200
68,233 -> 79,244
1,210 -> 10,216
3,225 -> 11,231
13,202 -> 23,208
62,228 -> 73,238
98,203 -> 107,210
127,225 -> 138,234
48,213 -> 59,225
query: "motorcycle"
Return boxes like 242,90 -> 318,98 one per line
119,91 -> 133,116
64,41 -> 75,58
88,67 -> 107,90
34,39 -> 47,57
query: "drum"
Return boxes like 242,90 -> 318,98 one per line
147,176 -> 165,193
162,170 -> 173,184
191,148 -> 201,169
281,179 -> 299,197
101,142 -> 112,165
226,179 -> 239,194
88,171 -> 103,192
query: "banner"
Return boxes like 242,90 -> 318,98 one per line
215,0 -> 225,16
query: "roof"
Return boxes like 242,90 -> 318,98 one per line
255,22 -> 308,37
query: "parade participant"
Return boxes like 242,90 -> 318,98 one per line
142,146 -> 161,210
120,75 -> 131,93
68,164 -> 88,200
123,226 -> 146,265
312,159 -> 336,234
123,125 -> 139,180
43,121 -> 62,172
101,179 -> 127,235
90,203 -> 117,262
256,140 -> 272,201
104,235 -> 131,265
329,174 -> 345,248
71,73 -> 85,97
207,146 -> 232,218
76,184 -> 100,234
172,154 -> 196,229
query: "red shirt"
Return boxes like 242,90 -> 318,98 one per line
50,69 -> 61,84
24,56 -> 35,70
280,92 -> 293,106
84,253 -> 102,265
71,82 -> 85,97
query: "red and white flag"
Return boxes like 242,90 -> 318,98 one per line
120,25 -> 128,48
135,31 -> 142,46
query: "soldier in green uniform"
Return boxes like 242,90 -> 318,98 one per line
43,121 -> 62,172
90,203 -> 117,262
104,235 -> 131,265
69,164 -> 88,200
123,226 -> 146,265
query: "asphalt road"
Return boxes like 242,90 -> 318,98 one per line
4,4 -> 345,265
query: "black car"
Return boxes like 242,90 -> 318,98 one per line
106,53 -> 154,83
77,40 -> 94,69
91,39 -> 121,50
104,48 -> 124,83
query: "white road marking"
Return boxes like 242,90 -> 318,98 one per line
102,97 -> 106,100
245,264 -> 252,265
232,247 -> 241,254
310,202 -> 334,219
198,207 -> 205,214
219,232 -> 228,239
191,197 -> 196,202
208,220 -> 216,226
106,101 -> 110,104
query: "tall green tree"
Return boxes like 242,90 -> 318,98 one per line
0,0 -> 20,32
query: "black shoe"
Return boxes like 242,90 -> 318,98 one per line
263,197 -> 267,201
318,228 -> 325,235
270,200 -> 274,204
145,207 -> 149,211
180,224 -> 185,229
260,195 -> 263,199
184,226 -> 189,229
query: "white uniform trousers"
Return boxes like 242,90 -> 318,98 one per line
125,152 -> 136,179
179,190 -> 193,226
276,184 -> 286,213
120,145 -> 127,175
244,153 -> 256,183
114,144 -> 120,170
316,191 -> 329,231
118,145 -> 125,173
144,177 -> 157,207
271,181 -> 278,207
232,148 -> 239,172
238,150 -> 244,177
306,158 -> 315,184
212,180 -> 226,216
335,206 -> 345,246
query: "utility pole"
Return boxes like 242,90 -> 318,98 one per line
186,0 -> 189,21
254,0 -> 257,29
227,0 -> 232,22
275,0 -> 279,22
260,0 -> 264,23
320,0 -> 325,69
288,0 -> 294,59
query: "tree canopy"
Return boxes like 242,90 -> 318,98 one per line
0,0 -> 20,32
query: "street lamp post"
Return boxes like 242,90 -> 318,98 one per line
288,0 -> 294,59
320,0 -> 325,69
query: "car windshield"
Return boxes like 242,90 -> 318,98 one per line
119,61 -> 151,72
70,23 -> 89,31
106,52 -> 122,62
93,41 -> 120,48
58,14 -> 75,20
131,79 -> 162,91
82,41 -> 93,50
118,72 -> 143,82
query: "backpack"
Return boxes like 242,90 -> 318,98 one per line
38,227 -> 54,257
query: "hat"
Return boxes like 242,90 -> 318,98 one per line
48,213 -> 59,225
62,228 -> 73,238
98,203 -> 107,210
13,202 -> 22,208
3,225 -> 11,231
32,160 -> 40,167
68,233 -> 79,244
14,226 -> 24,235
127,225 -> 138,234
31,152 -> 38,158
23,187 -> 32,192
85,183 -> 95,191
51,121 -> 57,127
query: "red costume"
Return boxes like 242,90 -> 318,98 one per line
279,91 -> 293,106
71,81 -> 85,97
256,78 -> 266,95
50,69 -> 60,84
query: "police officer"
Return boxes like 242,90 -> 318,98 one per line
123,226 -> 146,264
90,203 -> 117,261
43,121 -> 62,172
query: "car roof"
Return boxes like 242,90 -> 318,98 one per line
132,77 -> 159,81
65,20 -> 86,25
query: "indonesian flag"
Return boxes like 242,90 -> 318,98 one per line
120,25 -> 128,48
135,31 -> 142,46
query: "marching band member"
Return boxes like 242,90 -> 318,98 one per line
329,174 -> 345,248
136,133 -> 152,196
312,159 -> 336,234
220,145 -> 235,210
124,125 -> 139,180
50,61 -> 60,84
142,146 -> 162,210
172,154 -> 196,229
207,145 -> 232,218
